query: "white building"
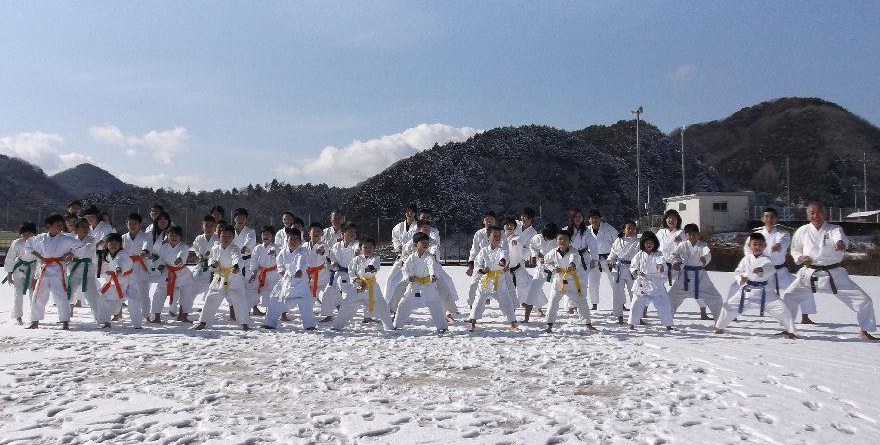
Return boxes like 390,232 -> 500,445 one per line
663,192 -> 752,234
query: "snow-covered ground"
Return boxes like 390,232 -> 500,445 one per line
1,268 -> 878,444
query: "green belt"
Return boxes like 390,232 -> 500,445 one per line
2,259 -> 35,293
66,257 -> 92,300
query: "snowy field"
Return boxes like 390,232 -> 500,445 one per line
0,267 -> 879,445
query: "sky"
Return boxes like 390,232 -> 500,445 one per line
1,1 -> 879,191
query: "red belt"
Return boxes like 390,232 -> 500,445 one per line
257,265 -> 278,293
101,269 -> 133,299
307,264 -> 326,299
166,264 -> 188,302
34,257 -> 67,296
130,255 -> 149,272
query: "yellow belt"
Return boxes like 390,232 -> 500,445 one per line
481,269 -> 503,291
213,266 -> 234,291
555,268 -> 583,296
360,276 -> 378,311
412,275 -> 432,285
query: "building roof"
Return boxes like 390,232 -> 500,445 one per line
845,210 -> 880,218
663,192 -> 753,202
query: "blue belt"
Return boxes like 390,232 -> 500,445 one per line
682,265 -> 703,299
616,260 -> 632,283
739,280 -> 768,316
329,265 -> 349,285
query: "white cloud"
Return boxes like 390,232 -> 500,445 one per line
89,125 -> 189,164
274,123 -> 479,186
0,131 -> 96,174
119,173 -> 205,191
667,64 -> 695,82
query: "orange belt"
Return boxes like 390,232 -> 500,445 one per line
166,264 -> 187,303
130,255 -> 149,272
34,257 -> 68,296
307,263 -> 326,299
257,265 -> 278,293
101,269 -> 133,299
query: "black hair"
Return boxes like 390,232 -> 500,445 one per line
413,232 -> 430,243
587,209 -> 601,218
541,222 -> 559,240
417,219 -> 432,228
663,209 -> 682,229
104,232 -> 123,245
619,220 -> 637,238
101,233 -> 124,260
19,222 -> 37,235
683,223 -> 700,234
220,225 -> 236,235
284,227 -> 302,240
282,211 -> 295,218
418,208 -> 432,217
210,205 -> 225,217
567,208 -> 587,235
292,216 -> 305,227
557,229 -> 572,240
360,236 -> 377,247
66,200 -> 83,208
309,221 -> 324,230
502,216 -> 517,228
151,211 -> 172,244
639,231 -> 660,253
216,219 -> 228,230
486,225 -> 503,235
168,225 -> 184,237
150,204 -> 165,212
44,213 -> 65,226
64,212 -> 78,220
403,203 -> 418,215
482,210 -> 496,219
74,218 -> 90,230
748,232 -> 767,244
763,207 -> 778,216
521,207 -> 536,219
202,214 -> 216,224
233,208 -> 248,218
342,221 -> 357,231
127,212 -> 143,223
82,206 -> 100,217
260,225 -> 276,236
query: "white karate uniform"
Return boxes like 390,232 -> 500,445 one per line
586,222 -> 619,306
150,241 -> 194,315
122,230 -> 153,326
198,243 -> 252,327
322,226 -> 343,249
506,232 -> 532,307
667,240 -> 724,318
523,234 -> 556,308
3,238 -> 36,320
190,233 -> 218,303
393,251 -> 448,331
656,227 -> 684,287
264,246 -> 316,329
391,220 -> 417,254
233,225 -> 257,306
627,251 -> 674,327
466,228 -> 510,306
250,242 -> 281,307
564,226 -> 598,309
544,247 -> 592,325
319,240 -> 359,317
304,240 -> 330,301
89,221 -> 116,249
782,222 -> 876,333
715,253 -> 794,333
607,235 -> 639,317
274,227 -> 291,249
97,252 -> 133,322
332,255 -> 393,330
744,225 -> 815,314
469,245 -> 517,324
67,235 -> 105,323
24,233 -> 83,323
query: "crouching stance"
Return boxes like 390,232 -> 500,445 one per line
332,237 -> 393,331
393,232 -> 448,333
263,227 -> 317,330
544,229 -> 596,333
627,231 -> 674,330
194,225 -> 252,331
468,225 -> 519,332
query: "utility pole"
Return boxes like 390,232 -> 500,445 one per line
680,126 -> 686,195
865,152 -> 869,210
786,157 -> 791,209
632,106 -> 643,219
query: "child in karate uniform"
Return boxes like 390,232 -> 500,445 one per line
67,218 -> 105,326
319,222 -> 359,323
543,229 -> 597,333
332,237 -> 393,331
393,232 -> 448,333
231,208 -> 258,317
607,221 -> 639,324
668,224 -> 724,320
191,215 -> 219,308
521,223 -> 558,323
468,225 -> 519,332
262,227 -> 317,330
503,217 -> 531,309
715,233 -> 796,338
97,233 -> 133,328
304,222 -> 330,302
3,222 -> 37,325
627,231 -> 674,330
249,226 -> 280,311
194,226 -> 252,331
150,225 -> 194,324
121,213 -> 153,327
24,214 -> 83,330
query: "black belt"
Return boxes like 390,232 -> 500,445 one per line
509,264 -> 521,286
598,253 -> 609,272
577,248 -> 589,271
666,262 -> 673,286
774,264 -> 785,295
807,263 -> 841,294
242,255 -> 252,260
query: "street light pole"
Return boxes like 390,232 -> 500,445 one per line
864,152 -> 869,210
632,106 -> 643,219
680,125 -> 686,195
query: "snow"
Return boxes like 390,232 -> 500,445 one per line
0,268 -> 878,444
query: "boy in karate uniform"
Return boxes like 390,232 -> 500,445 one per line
231,208 -> 258,317
466,211 -> 510,307
249,226 -> 280,311
503,217 -> 531,308
304,222 -> 329,302
781,202 -> 877,341
66,218 -> 106,326
627,231 -> 674,330
262,227 -> 317,330
322,211 -> 344,247
274,211 -> 296,247
24,214 -> 82,330
521,223 -> 558,323
3,222 -> 38,325
715,233 -> 796,338
668,224 -> 724,319
194,226 -> 252,331
150,225 -> 194,323
318,222 -> 359,323
543,229 -> 597,333
384,204 -> 419,302
468,225 -> 519,332
191,215 -> 219,306
332,237 -> 393,331
585,209 -> 619,311
97,233 -> 133,328
607,221 -> 640,324
393,232 -> 448,333
121,213 -> 153,327
746,207 -> 815,324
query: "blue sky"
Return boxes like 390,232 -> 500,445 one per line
1,1 -> 878,190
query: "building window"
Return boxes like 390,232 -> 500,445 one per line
713,201 -> 728,211
679,203 -> 686,211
